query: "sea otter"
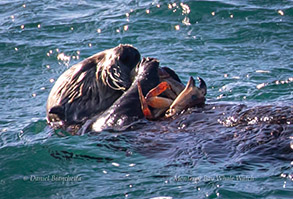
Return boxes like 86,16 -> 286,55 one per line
46,44 -> 207,133
78,57 -> 207,133
46,44 -> 141,128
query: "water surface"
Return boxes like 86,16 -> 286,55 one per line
0,0 -> 292,198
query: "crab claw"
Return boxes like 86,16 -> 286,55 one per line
165,76 -> 206,118
197,76 -> 207,96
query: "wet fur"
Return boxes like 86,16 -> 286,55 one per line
83,58 -> 161,133
46,44 -> 140,126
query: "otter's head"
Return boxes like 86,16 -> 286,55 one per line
99,44 -> 141,91
165,76 -> 207,117
47,44 -> 141,126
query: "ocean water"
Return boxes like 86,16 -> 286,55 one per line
0,0 -> 293,198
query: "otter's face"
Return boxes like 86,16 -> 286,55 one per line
165,77 -> 207,117
100,44 -> 141,91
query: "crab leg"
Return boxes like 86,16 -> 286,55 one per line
145,82 -> 171,98
145,82 -> 173,108
138,81 -> 173,119
146,96 -> 173,109
137,81 -> 153,119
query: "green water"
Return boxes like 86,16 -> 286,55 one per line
0,0 -> 292,198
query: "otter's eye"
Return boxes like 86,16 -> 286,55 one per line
191,95 -> 197,100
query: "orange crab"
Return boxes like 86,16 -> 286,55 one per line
137,70 -> 207,120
